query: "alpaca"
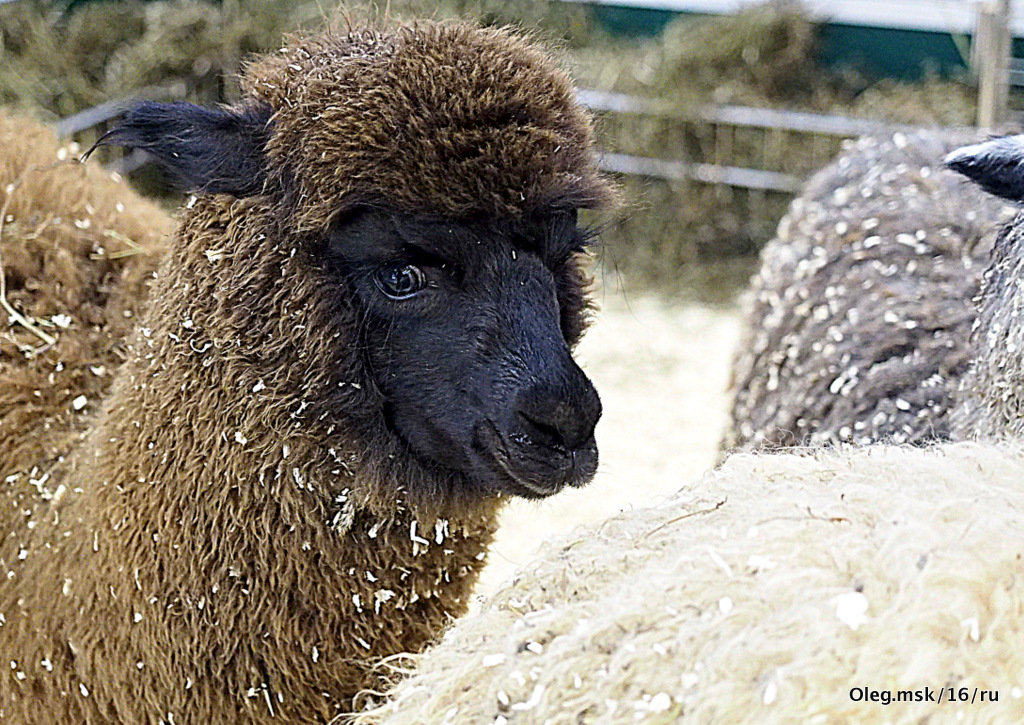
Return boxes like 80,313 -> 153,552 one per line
0,21 -> 612,724
0,111 -> 168,498
946,134 -> 1024,438
354,443 -> 1024,724
725,130 -> 1014,451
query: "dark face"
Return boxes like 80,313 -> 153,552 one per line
323,208 -> 602,499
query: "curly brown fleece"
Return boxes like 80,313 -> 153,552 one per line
0,20 -> 610,725
247,22 -> 614,230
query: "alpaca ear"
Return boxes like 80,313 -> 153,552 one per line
88,101 -> 273,197
945,135 -> 1024,202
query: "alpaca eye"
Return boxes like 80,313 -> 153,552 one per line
375,264 -> 426,300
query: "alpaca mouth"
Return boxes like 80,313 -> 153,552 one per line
476,421 -> 598,499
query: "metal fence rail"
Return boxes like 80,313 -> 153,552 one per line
576,88 -> 921,191
54,97 -> 139,139
597,152 -> 803,192
578,89 -> 913,137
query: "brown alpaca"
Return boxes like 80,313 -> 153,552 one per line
0,21 -> 612,724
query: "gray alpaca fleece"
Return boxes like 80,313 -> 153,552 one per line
727,130 -> 1014,451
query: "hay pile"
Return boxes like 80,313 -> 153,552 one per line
574,0 -> 977,123
357,443 -> 1024,723
0,0 -> 591,123
638,0 -> 820,105
577,1 -> 979,286
0,0 -> 324,118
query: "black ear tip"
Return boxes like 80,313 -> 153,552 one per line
81,101 -> 162,155
73,99 -> 272,197
942,135 -> 1024,202
943,139 -> 1000,175
943,144 -> 976,173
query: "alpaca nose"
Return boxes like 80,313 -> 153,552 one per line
513,369 -> 601,452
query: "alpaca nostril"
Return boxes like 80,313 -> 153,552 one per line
513,388 -> 601,454
508,356 -> 601,454
516,411 -> 568,451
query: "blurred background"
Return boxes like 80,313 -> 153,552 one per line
2,0 -> 1017,595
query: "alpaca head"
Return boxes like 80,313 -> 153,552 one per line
95,21 -> 613,506
945,135 -> 1024,202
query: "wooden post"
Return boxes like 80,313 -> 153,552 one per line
977,0 -> 1012,128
